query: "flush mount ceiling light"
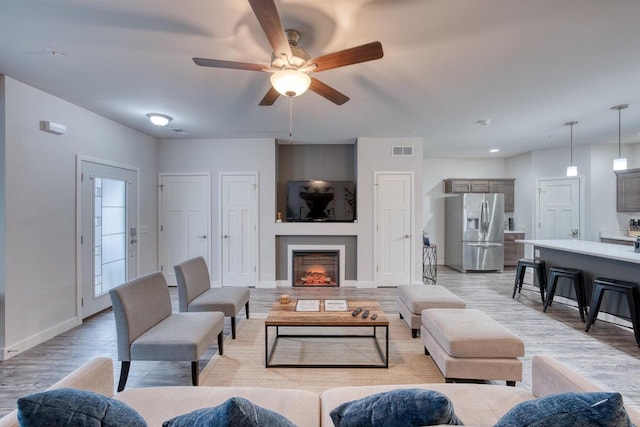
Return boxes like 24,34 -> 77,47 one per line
565,121 -> 578,177
489,148 -> 500,153
147,113 -> 172,127
611,104 -> 629,171
270,69 -> 311,97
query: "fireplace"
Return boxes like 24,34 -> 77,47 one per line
287,245 -> 346,287
292,251 -> 339,287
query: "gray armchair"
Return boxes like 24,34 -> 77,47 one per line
174,256 -> 250,339
109,271 -> 224,391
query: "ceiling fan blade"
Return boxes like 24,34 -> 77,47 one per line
248,0 -> 293,62
309,78 -> 350,105
193,57 -> 267,72
308,41 -> 384,72
259,86 -> 280,106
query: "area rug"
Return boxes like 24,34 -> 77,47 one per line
200,314 -> 444,392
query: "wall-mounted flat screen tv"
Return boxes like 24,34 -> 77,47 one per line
286,180 -> 356,222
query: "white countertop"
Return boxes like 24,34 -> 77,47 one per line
517,239 -> 640,264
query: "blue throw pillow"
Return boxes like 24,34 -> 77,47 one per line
494,391 -> 634,427
329,388 -> 463,427
162,397 -> 296,427
17,387 -> 147,427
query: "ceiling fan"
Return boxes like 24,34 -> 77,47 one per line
193,0 -> 384,106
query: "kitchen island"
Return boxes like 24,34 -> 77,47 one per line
517,239 -> 640,322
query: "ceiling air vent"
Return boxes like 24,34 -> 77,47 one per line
171,128 -> 187,134
392,146 -> 414,156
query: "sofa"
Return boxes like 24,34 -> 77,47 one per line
1,355 -> 639,427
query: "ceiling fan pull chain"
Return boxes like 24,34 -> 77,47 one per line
289,96 -> 293,144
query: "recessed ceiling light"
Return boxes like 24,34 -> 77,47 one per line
489,148 -> 500,153
475,119 -> 492,126
45,47 -> 66,57
147,113 -> 172,126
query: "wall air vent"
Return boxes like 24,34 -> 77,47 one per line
392,146 -> 414,156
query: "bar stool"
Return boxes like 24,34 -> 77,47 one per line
543,267 -> 588,322
512,258 -> 547,303
585,277 -> 640,348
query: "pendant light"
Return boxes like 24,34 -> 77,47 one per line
565,121 -> 578,177
611,104 -> 628,171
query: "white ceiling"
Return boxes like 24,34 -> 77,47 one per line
1,0 -> 640,158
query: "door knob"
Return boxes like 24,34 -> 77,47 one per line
404,234 -> 411,238
198,235 -> 207,239
223,235 -> 229,239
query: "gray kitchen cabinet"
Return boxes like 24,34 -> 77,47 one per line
504,232 -> 525,267
443,178 -> 515,211
600,237 -> 634,246
616,168 -> 640,212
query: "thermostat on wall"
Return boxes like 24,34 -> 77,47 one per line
40,120 -> 66,135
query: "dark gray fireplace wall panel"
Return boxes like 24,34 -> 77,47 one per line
275,235 -> 357,281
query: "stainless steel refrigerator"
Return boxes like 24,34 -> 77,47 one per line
445,193 -> 504,272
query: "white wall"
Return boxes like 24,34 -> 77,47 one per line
422,157 -> 506,264
0,76 -> 159,360
0,77 -> 5,351
357,137 -> 424,284
159,138 -> 277,284
505,152 -> 533,236
160,137 -> 425,287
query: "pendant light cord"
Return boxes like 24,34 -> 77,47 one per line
611,104 -> 628,158
618,107 -> 622,157
289,97 -> 293,144
565,121 -> 577,164
570,124 -> 573,164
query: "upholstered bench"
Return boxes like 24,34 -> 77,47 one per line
397,285 -> 466,338
421,308 -> 524,386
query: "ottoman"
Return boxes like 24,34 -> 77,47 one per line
421,308 -> 524,386
397,285 -> 466,337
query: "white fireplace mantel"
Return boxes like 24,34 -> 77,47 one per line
287,244 -> 346,287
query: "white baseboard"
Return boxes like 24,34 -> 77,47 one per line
1,317 -> 78,361
258,280 -> 278,288
355,281 -> 376,288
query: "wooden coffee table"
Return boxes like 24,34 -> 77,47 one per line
264,299 -> 389,368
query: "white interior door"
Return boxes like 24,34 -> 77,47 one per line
79,160 -> 137,318
375,172 -> 412,286
537,178 -> 581,239
221,173 -> 257,286
158,174 -> 210,285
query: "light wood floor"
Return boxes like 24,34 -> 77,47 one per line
1,267 -> 639,416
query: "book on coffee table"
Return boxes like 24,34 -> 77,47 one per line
324,299 -> 349,311
295,299 -> 320,312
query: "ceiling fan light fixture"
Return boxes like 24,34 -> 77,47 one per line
270,69 -> 311,97
147,113 -> 172,127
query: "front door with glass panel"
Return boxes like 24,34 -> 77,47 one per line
80,160 -> 137,318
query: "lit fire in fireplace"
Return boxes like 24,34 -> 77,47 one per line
300,268 -> 334,285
